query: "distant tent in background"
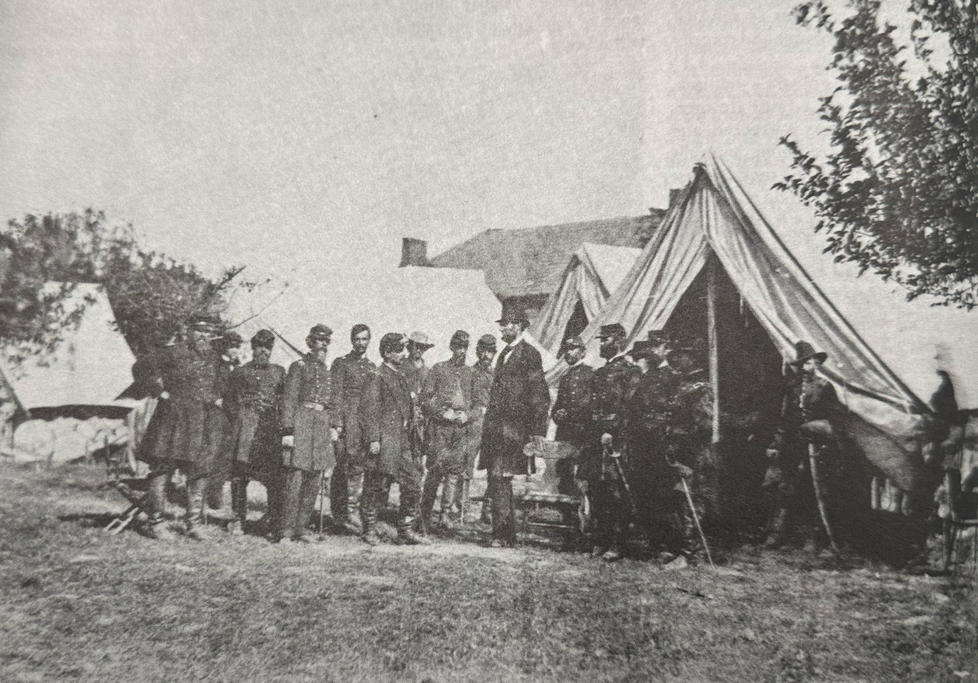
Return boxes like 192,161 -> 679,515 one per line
530,242 -> 641,355
558,154 -> 954,508
1,283 -> 143,464
229,266 -> 557,370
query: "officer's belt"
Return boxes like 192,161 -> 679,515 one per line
302,401 -> 327,411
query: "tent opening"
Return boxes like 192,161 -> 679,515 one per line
561,299 -> 589,349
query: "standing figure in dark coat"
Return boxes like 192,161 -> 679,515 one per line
478,304 -> 551,547
763,341 -> 843,551
224,330 -> 285,535
329,323 -> 375,535
551,335 -> 593,508
578,323 -> 640,561
206,330 -> 244,512
420,330 -> 473,531
278,324 -> 337,543
139,314 -> 229,541
359,333 -> 431,546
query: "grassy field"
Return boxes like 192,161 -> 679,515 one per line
0,461 -> 974,682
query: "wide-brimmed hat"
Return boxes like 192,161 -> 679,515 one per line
788,340 -> 827,366
598,323 -> 626,340
408,330 -> 434,348
496,302 -> 530,326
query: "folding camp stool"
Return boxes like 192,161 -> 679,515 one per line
102,473 -> 158,535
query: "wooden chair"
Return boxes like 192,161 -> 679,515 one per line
942,469 -> 978,572
519,439 -> 587,538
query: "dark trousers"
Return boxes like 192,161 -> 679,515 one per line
592,479 -> 625,551
148,467 -> 208,526
362,464 -> 421,524
279,467 -> 322,539
330,440 -> 364,520
229,462 -> 283,528
488,458 -> 516,543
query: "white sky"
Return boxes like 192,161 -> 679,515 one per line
0,0 -> 841,281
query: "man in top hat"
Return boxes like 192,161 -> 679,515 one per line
329,323 -> 376,535
479,303 -> 551,547
578,322 -> 640,561
358,332 -> 430,545
456,333 -> 497,523
223,329 -> 286,535
278,324 -> 337,542
420,330 -> 473,531
763,340 -> 843,551
551,335 -> 593,519
139,313 -> 229,541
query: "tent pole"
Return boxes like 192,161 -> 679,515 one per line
706,254 -> 721,449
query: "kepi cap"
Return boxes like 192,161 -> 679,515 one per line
476,334 -> 497,350
251,329 -> 276,349
307,324 -> 333,341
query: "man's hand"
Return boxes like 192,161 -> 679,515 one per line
214,398 -> 224,408
442,409 -> 456,422
369,440 -> 381,456
765,447 -> 780,460
281,435 -> 294,448
159,391 -> 170,400
577,479 -> 589,494
454,411 -> 468,425
329,427 -> 340,443
600,433 -> 613,448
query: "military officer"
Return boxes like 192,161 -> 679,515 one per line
139,313 -> 229,541
420,330 -> 473,531
223,329 -> 285,535
329,323 -> 375,535
278,324 -> 338,543
457,333 -> 497,523
578,323 -> 640,561
206,329 -> 244,512
551,335 -> 593,511
763,341 -> 843,551
358,332 -> 430,545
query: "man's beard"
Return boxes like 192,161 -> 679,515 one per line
599,344 -> 617,360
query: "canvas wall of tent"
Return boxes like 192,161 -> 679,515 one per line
551,154 -> 978,537
1,283 -> 146,465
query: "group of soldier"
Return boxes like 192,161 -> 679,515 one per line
132,303 -> 843,563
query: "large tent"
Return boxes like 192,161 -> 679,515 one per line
2,283 -> 136,414
558,154 -> 978,499
530,242 -> 641,355
229,266 -> 556,370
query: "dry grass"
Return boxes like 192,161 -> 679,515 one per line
0,461 -> 974,682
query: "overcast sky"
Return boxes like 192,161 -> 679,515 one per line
0,0 -> 841,281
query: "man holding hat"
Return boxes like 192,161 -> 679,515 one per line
278,324 -> 337,542
329,324 -> 376,535
763,340 -> 843,551
359,332 -> 430,545
419,330 -> 473,531
578,323 -> 640,561
479,303 -> 551,547
139,313 -> 229,541
223,329 -> 286,535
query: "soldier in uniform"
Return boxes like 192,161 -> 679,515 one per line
329,323 -> 375,535
420,330 -> 473,531
479,303 -> 550,547
577,323 -> 640,561
551,335 -> 593,514
206,330 -> 244,512
763,341 -> 843,551
457,333 -> 496,523
223,329 -> 285,535
139,314 -> 229,541
278,324 -> 337,543
358,332 -> 430,545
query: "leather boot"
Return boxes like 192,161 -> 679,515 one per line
142,513 -> 177,541
764,507 -> 789,549
420,473 -> 440,529
294,471 -> 320,541
185,477 -> 210,540
439,477 -> 459,528
397,516 -> 432,545
228,478 -> 247,535
342,501 -> 363,536
360,506 -> 381,546
277,469 -> 303,542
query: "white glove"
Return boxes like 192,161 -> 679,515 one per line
454,411 -> 468,425
329,427 -> 339,443
159,391 -> 170,400
281,435 -> 294,448
369,440 -> 381,455
600,433 -> 613,448
442,409 -> 456,422
214,398 -> 223,408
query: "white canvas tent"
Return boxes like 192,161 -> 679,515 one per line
530,242 -> 641,355
229,266 -> 557,370
559,154 -> 978,496
2,283 -> 136,412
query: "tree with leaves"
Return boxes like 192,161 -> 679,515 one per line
776,0 -> 978,308
1,210 -> 259,361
